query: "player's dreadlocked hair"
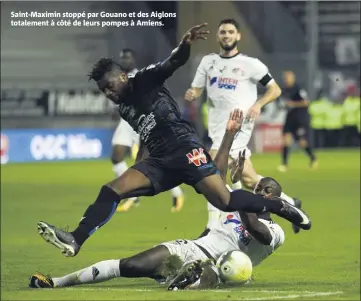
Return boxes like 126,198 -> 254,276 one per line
88,58 -> 123,82
260,177 -> 282,197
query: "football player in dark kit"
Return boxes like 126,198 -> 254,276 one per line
37,24 -> 311,258
278,71 -> 318,173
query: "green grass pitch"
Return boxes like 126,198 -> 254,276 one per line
1,149 -> 360,300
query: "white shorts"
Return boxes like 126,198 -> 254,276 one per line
159,239 -> 209,264
209,120 -> 255,160
111,119 -> 140,147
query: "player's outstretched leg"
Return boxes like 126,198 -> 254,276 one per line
195,174 -> 311,230
29,246 -> 172,288
37,168 -> 154,257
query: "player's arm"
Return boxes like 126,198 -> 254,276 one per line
185,57 -> 207,101
247,59 -> 282,120
138,24 -> 209,88
238,212 -> 273,245
255,76 -> 282,108
161,23 -> 209,74
286,89 -> 309,108
213,109 -> 244,180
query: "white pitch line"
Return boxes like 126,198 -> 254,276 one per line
244,291 -> 343,300
63,287 -> 344,298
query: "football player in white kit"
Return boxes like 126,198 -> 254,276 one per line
29,109 -> 286,290
112,49 -> 184,213
185,18 -> 303,233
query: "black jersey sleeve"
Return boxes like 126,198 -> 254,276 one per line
134,42 -> 191,91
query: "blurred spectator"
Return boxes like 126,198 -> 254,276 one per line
341,84 -> 360,147
324,102 -> 343,147
308,97 -> 331,148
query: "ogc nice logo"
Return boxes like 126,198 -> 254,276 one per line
186,148 -> 207,167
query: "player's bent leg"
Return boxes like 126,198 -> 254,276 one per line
29,246 -> 171,289
111,144 -> 140,213
119,245 -> 172,280
195,174 -> 311,229
279,133 -> 292,172
240,158 -> 259,190
37,168 -> 154,257
299,138 -> 318,169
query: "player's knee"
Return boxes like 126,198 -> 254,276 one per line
96,185 -> 122,202
299,139 -> 308,148
283,135 -> 292,146
241,175 -> 257,190
119,257 -> 143,276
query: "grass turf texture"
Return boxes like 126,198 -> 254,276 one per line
1,149 -> 360,300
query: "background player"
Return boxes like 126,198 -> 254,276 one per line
36,23 -> 311,259
29,110 -> 285,290
185,18 -> 302,231
112,49 -> 184,213
278,71 -> 318,172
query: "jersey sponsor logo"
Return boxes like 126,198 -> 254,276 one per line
224,214 -> 252,246
186,148 -> 207,167
137,112 -> 156,143
0,134 -> 9,164
208,76 -> 238,90
209,76 -> 217,86
224,214 -> 241,225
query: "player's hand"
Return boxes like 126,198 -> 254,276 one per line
185,88 -> 197,101
231,149 -> 246,183
181,23 -> 210,45
226,109 -> 244,134
246,103 -> 262,122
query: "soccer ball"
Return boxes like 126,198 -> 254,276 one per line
216,250 -> 253,284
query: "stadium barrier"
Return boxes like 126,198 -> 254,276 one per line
253,123 -> 283,153
1,128 -> 113,164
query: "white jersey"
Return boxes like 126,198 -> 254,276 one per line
191,53 -> 272,158
194,203 -> 285,267
192,53 -> 270,125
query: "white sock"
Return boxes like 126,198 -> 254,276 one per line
171,186 -> 183,198
280,192 -> 295,205
231,181 -> 243,190
53,260 -> 120,288
257,175 -> 295,206
113,161 -> 128,177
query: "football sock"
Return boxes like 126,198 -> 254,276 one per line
231,181 -> 243,190
228,189 -> 283,213
304,146 -> 316,161
113,161 -> 128,177
72,186 -> 121,246
257,175 -> 296,206
282,146 -> 289,166
171,186 -> 183,198
52,260 -> 120,287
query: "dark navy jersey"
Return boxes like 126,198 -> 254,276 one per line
283,84 -> 309,114
117,62 -> 197,155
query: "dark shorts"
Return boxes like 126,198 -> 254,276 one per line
131,142 -> 218,195
283,111 -> 310,140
